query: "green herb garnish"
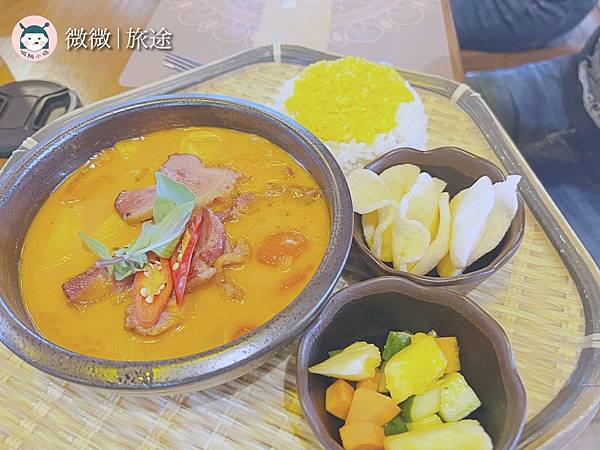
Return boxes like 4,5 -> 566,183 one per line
153,172 -> 196,222
79,173 -> 196,280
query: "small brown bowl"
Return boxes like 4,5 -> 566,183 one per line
297,277 -> 527,450
347,147 -> 525,293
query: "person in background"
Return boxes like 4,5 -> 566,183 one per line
451,0 -> 600,264
451,0 -> 598,52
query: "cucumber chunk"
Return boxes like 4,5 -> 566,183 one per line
384,415 -> 408,436
406,414 -> 442,431
382,331 -> 412,360
401,386 -> 441,422
438,372 -> 481,422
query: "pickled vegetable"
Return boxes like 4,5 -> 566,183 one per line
309,341 -> 381,381
401,386 -> 441,422
406,414 -> 443,431
384,415 -> 408,436
383,420 -> 492,450
346,388 -> 401,426
357,369 -> 382,392
326,379 -> 355,420
340,421 -> 385,450
384,333 -> 447,403
382,331 -> 412,360
436,337 -> 460,374
437,372 -> 481,422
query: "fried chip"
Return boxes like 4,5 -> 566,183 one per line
361,211 -> 378,247
347,169 -> 393,214
467,175 -> 521,266
401,172 -> 447,234
370,204 -> 396,262
447,176 -> 495,271
436,253 -> 462,277
379,164 -> 420,202
392,200 -> 431,271
409,192 -> 451,276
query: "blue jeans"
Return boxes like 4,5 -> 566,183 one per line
466,28 -> 600,264
451,0 -> 598,51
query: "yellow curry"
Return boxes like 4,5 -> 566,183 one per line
20,127 -> 330,360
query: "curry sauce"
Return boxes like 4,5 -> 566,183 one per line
19,127 -> 330,360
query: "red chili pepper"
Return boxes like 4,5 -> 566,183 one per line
133,255 -> 173,328
170,210 -> 203,304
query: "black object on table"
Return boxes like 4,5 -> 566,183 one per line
0,80 -> 80,158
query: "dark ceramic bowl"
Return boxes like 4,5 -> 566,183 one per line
347,147 -> 525,293
297,277 -> 527,450
0,94 -> 353,393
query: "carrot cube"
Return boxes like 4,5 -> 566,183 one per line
435,337 -> 460,373
346,388 -> 400,425
357,369 -> 381,391
340,421 -> 385,450
326,379 -> 355,420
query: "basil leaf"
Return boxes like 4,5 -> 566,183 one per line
127,221 -> 154,255
106,253 -> 147,280
79,231 -> 112,260
153,172 -> 196,222
109,262 -> 135,281
145,200 -> 195,258
78,174 -> 195,280
129,252 -> 149,267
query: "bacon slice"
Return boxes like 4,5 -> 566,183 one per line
214,236 -> 252,271
187,208 -> 226,289
186,259 -> 217,290
161,154 -> 240,206
62,266 -> 133,305
216,192 -> 255,222
114,154 -> 241,223
196,208 -> 227,263
114,187 -> 156,223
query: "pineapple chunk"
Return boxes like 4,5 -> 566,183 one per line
378,361 -> 389,393
384,333 -> 447,403
383,420 -> 492,450
309,342 -> 381,381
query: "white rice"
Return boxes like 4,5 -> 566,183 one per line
273,76 -> 428,173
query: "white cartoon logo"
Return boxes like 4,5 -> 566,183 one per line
12,16 -> 57,61
20,22 -> 50,52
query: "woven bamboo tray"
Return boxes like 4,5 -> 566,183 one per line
1,46 -> 600,449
